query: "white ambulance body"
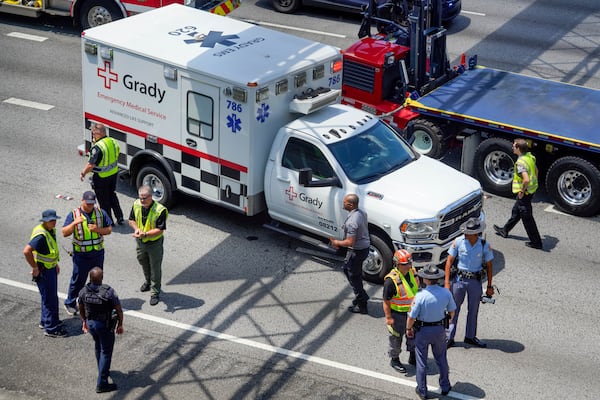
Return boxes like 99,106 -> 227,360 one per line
82,4 -> 341,215
81,4 -> 484,282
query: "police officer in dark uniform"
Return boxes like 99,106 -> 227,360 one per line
407,265 -> 456,400
78,267 -> 124,393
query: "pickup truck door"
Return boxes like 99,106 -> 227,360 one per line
269,136 -> 347,239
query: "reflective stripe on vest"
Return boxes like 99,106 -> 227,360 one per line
384,269 -> 418,312
29,224 -> 60,269
72,207 -> 104,252
92,137 -> 119,177
512,152 -> 538,194
133,200 -> 167,243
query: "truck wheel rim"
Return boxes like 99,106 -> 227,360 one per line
483,150 -> 513,185
89,6 -> 112,27
363,247 -> 382,275
412,130 -> 432,154
142,174 -> 164,202
557,170 -> 591,206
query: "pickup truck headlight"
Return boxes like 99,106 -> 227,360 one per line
400,220 -> 438,240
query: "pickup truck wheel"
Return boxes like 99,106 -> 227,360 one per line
410,119 -> 447,159
80,0 -> 124,29
545,156 -> 600,217
271,0 -> 301,13
136,165 -> 174,208
362,233 -> 393,284
474,137 -> 515,197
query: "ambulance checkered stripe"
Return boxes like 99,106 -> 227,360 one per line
84,117 -> 248,210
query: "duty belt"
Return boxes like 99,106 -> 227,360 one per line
418,320 -> 444,326
457,270 -> 482,280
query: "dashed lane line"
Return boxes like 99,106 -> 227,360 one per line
3,97 -> 54,110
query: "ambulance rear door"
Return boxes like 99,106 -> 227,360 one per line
180,77 -> 221,201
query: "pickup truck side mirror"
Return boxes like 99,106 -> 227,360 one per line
299,168 -> 342,188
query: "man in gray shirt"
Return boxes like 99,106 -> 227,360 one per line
330,194 -> 370,314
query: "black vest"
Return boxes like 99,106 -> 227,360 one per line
81,284 -> 113,321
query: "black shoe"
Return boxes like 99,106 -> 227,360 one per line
44,328 -> 68,338
415,387 -> 429,400
117,218 -> 125,225
525,241 -> 543,250
150,295 -> 159,306
96,383 -> 117,393
347,304 -> 368,314
140,282 -> 150,292
441,385 -> 452,396
408,351 -> 416,366
493,224 -> 508,238
464,337 -> 487,348
390,358 -> 406,372
446,338 -> 455,349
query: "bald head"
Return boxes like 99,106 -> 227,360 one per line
89,267 -> 104,285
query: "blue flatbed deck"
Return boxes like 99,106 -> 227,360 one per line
407,67 -> 600,152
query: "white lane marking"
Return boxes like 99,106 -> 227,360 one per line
462,10 -> 486,17
3,97 -> 54,111
6,32 -> 48,42
240,19 -> 347,39
0,276 -> 482,399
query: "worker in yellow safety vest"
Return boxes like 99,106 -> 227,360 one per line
494,138 -> 543,250
23,209 -> 67,337
80,123 -> 124,225
382,249 -> 420,373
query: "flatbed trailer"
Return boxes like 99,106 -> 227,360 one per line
404,66 -> 600,217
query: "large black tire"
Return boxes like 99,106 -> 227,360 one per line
136,164 -> 174,208
474,137 -> 516,197
545,156 -> 600,217
271,0 -> 301,13
80,0 -> 124,29
410,118 -> 447,159
362,233 -> 393,284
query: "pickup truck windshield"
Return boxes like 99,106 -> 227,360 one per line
329,121 -> 416,183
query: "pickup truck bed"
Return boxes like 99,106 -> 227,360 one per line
406,67 -> 600,153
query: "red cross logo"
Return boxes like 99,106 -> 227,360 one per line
97,61 -> 118,89
285,186 -> 298,201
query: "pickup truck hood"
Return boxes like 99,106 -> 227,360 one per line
361,156 -> 481,220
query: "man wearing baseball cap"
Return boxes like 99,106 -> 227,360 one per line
61,191 -> 113,315
24,209 -> 67,337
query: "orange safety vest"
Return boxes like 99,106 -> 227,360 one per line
384,268 -> 418,312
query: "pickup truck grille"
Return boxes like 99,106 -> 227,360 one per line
343,60 -> 375,93
439,193 -> 483,241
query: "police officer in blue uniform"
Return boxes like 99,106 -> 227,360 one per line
444,218 -> 494,348
407,265 -> 456,400
78,267 -> 124,393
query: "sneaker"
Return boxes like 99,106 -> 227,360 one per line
44,328 -> 67,338
140,282 -> 150,292
150,295 -> 159,306
64,304 -> 77,316
493,224 -> 508,238
347,304 -> 368,314
39,320 -> 63,329
95,383 -> 117,393
390,358 -> 406,372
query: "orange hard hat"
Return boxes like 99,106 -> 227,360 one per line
393,249 -> 412,265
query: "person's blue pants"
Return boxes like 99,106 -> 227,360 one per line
88,319 -> 115,387
37,266 -> 60,332
415,325 -> 451,397
65,250 -> 104,308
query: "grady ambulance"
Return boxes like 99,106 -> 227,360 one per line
81,4 -> 484,282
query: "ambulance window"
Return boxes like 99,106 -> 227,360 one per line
282,138 -> 335,180
187,92 -> 213,140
